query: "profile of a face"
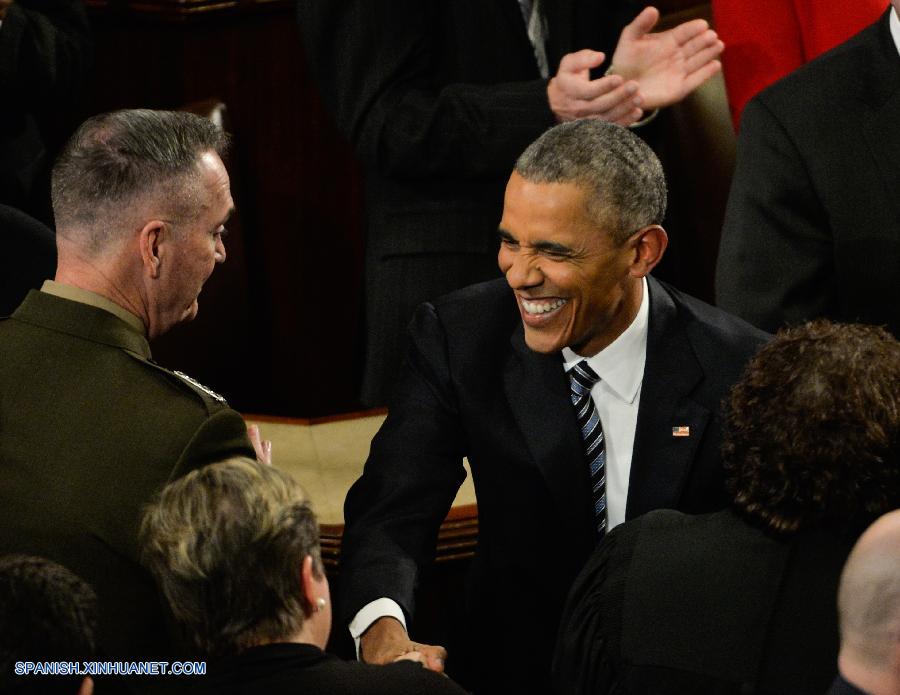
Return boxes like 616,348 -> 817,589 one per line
151,150 -> 233,336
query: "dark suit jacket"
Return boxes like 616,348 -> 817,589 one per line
0,291 -> 255,663
717,9 -> 900,338
0,0 -> 91,220
0,204 -> 56,315
553,509 -> 853,695
340,276 -> 768,692
196,643 -> 468,695
297,0 -> 641,404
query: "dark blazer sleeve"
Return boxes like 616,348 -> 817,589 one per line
296,0 -> 555,181
715,95 -> 834,333
339,302 -> 468,624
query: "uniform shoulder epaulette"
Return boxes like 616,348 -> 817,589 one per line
172,370 -> 228,404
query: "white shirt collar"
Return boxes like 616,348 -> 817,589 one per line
890,6 -> 900,56
561,276 -> 649,405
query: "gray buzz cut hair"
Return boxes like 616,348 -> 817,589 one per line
514,119 -> 667,245
51,109 -> 230,251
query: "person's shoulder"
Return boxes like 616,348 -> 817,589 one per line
430,277 -> 514,319
301,656 -> 468,695
613,510 -> 727,549
1,306 -> 235,417
354,661 -> 469,694
618,510 -> 750,570
411,277 -> 518,347
752,11 -> 887,116
654,279 -> 770,354
632,508 -> 734,533
143,363 -> 235,414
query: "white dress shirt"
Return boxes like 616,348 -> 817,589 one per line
351,277 -> 651,651
561,275 -> 648,530
890,5 -> 900,54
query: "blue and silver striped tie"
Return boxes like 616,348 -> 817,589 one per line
568,360 -> 607,539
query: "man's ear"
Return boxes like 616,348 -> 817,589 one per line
300,554 -> 318,613
138,220 -> 167,279
628,224 -> 668,278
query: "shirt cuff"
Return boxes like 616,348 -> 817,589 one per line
349,597 -> 407,660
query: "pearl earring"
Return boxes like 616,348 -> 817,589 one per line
316,597 -> 327,611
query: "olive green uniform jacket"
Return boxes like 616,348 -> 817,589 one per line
0,286 -> 255,661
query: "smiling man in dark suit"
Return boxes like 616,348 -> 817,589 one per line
297,0 -> 725,407
717,1 -> 900,339
339,119 -> 769,692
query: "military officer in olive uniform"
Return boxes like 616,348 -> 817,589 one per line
0,110 -> 264,666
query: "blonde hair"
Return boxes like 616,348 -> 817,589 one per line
140,458 -> 322,656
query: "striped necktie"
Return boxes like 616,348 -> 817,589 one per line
568,360 -> 607,538
518,0 -> 550,78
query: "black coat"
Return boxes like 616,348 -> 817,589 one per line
198,643 -> 468,695
296,0 -> 641,404
339,276 -> 768,692
0,0 -> 91,220
825,675 -> 868,695
0,203 -> 56,315
717,9 -> 900,338
553,509 -> 854,695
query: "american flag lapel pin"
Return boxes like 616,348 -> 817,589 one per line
672,426 -> 690,437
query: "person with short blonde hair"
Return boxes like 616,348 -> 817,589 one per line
141,459 -> 467,694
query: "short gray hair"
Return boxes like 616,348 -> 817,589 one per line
515,119 -> 667,244
51,109 -> 229,251
140,458 -> 322,657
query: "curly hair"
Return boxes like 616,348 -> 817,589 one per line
723,321 -> 900,535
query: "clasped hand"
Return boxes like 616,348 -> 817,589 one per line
547,6 -> 723,124
360,617 -> 447,673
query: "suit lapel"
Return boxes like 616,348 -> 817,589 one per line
627,278 -> 709,519
860,11 -> 900,227
503,323 -> 594,537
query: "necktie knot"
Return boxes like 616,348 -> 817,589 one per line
569,360 -> 600,398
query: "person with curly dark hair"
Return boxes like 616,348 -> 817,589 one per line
723,320 -> 900,537
553,320 -> 900,695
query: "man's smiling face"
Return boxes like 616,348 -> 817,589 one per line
497,171 -> 642,356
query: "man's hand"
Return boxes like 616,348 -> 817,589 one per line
360,617 -> 447,673
610,6 -> 723,109
247,424 -> 272,465
547,50 -> 644,125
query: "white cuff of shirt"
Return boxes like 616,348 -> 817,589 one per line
349,597 -> 407,660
